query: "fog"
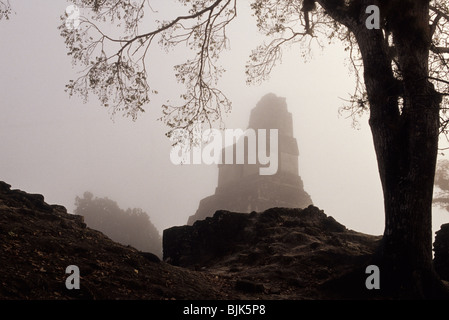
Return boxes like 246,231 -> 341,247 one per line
1,1 -> 448,238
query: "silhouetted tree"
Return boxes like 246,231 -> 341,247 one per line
61,0 -> 449,297
75,192 -> 162,257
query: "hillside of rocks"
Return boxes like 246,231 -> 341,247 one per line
0,181 -> 227,299
2,180 -> 449,300
165,206 -> 383,299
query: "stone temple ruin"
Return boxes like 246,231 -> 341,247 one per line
187,93 -> 313,225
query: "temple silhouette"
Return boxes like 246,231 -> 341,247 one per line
187,93 -> 313,225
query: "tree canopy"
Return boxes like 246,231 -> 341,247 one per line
59,1 -> 449,140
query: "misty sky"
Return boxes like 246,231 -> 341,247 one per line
1,1 -> 448,238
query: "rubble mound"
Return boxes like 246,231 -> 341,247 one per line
164,205 -> 382,299
0,181 -> 228,300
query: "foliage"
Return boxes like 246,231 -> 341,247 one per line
59,0 -> 237,142
0,0 -> 12,20
59,1 -> 449,142
74,192 -> 162,257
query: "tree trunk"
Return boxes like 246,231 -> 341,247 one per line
352,1 -> 447,298
375,90 -> 441,297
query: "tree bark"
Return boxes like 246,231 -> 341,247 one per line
351,1 -> 446,298
315,0 -> 449,297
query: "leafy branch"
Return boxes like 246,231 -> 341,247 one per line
0,0 -> 12,20
60,0 -> 236,141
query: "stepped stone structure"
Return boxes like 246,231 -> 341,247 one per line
187,93 -> 313,225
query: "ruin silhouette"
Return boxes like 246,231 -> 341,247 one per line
187,93 -> 313,225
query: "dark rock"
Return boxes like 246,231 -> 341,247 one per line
0,183 -> 53,213
139,252 -> 161,263
235,280 -> 265,293
0,181 -> 11,193
309,242 -> 321,250
51,205 -> 68,213
163,204 -> 382,292
59,219 -> 72,229
163,211 -> 252,267
323,216 -> 346,233
0,181 -> 230,300
434,223 -> 449,281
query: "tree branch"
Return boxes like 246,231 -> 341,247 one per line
431,44 -> 449,54
0,0 -> 12,20
117,0 -> 225,57
430,5 -> 449,23
315,0 -> 357,30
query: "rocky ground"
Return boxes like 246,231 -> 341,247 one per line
0,181 -> 228,300
164,206 -> 383,299
1,181 -> 448,301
